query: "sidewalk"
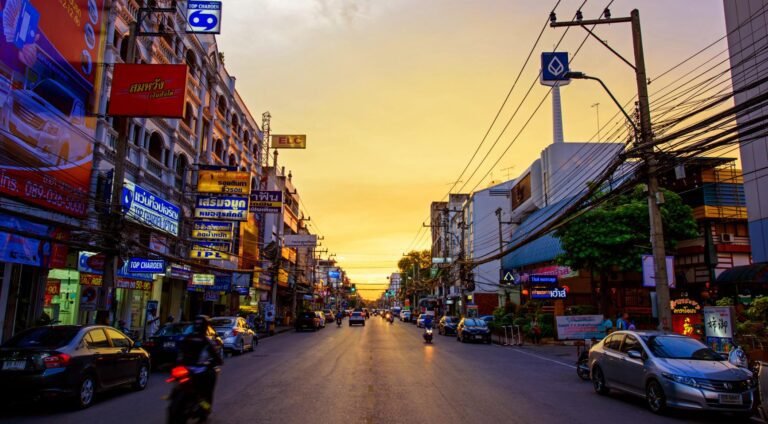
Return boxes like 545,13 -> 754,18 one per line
257,324 -> 293,338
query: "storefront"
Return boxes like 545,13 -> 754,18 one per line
44,268 -> 81,325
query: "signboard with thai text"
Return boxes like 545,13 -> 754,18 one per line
194,196 -> 249,221
197,170 -> 250,195
192,221 -> 234,240
189,241 -> 231,260
283,234 -> 318,247
122,180 -> 180,236
555,315 -> 605,340
108,64 -> 188,117
249,190 -> 283,213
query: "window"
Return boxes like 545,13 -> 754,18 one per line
85,329 -> 110,349
620,335 -> 641,354
105,328 -> 131,348
3,326 -> 79,348
603,334 -> 623,351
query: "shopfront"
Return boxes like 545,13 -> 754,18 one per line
44,268 -> 81,325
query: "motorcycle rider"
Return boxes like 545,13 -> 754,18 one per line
176,315 -> 223,413
335,309 -> 344,326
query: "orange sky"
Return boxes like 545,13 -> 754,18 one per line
217,1 -> 730,299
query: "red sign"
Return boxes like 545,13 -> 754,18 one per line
672,314 -> 702,337
80,273 -> 102,286
45,279 -> 61,296
108,64 -> 188,117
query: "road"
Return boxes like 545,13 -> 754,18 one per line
1,316 -> 755,423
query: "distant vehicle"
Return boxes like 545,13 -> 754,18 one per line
438,316 -> 459,336
143,322 -> 194,368
417,297 -> 438,318
417,314 -> 428,328
210,317 -> 256,355
391,307 -> 402,317
0,325 -> 149,409
349,312 -> 365,326
479,315 -> 495,325
400,310 -> 412,322
295,311 -> 320,332
323,310 -> 334,322
457,318 -> 492,344
589,330 -> 756,416
314,311 -> 326,328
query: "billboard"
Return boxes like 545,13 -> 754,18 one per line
0,0 -> 108,217
194,195 -> 249,221
107,64 -> 188,118
283,234 -> 317,247
122,180 -> 180,236
641,255 -> 675,288
185,0 -> 222,34
192,220 -> 234,240
270,134 -> 306,149
190,241 -> 231,260
197,170 -> 250,195
249,190 -> 282,213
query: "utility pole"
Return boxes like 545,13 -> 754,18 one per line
495,207 -> 515,306
591,103 -> 601,141
442,208 -> 450,316
552,8 -> 672,330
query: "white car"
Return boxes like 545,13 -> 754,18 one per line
349,311 -> 365,326
210,316 -> 257,355
314,311 -> 326,328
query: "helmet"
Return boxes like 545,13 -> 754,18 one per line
193,315 -> 211,335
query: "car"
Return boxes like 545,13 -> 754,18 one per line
479,315 -> 495,325
588,330 -> 756,416
349,312 -> 365,326
210,317 -> 257,355
142,322 -> 194,368
314,311 -> 326,328
0,325 -> 150,409
438,316 -> 460,336
457,318 -> 492,344
323,309 -> 334,322
295,311 -> 320,331
400,310 -> 412,322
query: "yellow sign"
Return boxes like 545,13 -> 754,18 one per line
190,249 -> 230,260
270,134 -> 307,149
197,170 -> 251,194
192,274 -> 215,285
189,241 -> 231,260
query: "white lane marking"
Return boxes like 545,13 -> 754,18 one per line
508,347 -> 577,369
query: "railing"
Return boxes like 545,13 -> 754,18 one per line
146,156 -> 164,178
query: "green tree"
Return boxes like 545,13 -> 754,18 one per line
397,250 -> 432,299
555,186 -> 698,314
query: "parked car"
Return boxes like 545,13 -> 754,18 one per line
400,310 -> 412,322
457,318 -> 492,344
314,311 -> 326,328
142,322 -> 193,368
323,309 -> 335,322
588,330 -> 756,416
210,317 -> 257,355
438,316 -> 459,336
479,315 -> 495,325
295,311 -> 320,331
349,312 -> 365,326
0,325 -> 150,409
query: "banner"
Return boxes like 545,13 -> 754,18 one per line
108,64 -> 188,117
194,196 -> 249,221
0,214 -> 67,267
197,170 -> 250,194
0,0 -> 107,218
270,134 -> 306,149
78,251 -> 154,281
249,190 -> 283,213
122,180 -> 180,235
192,220 -> 234,240
555,315 -> 606,340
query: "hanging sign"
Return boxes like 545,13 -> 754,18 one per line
190,241 -> 231,260
192,221 -> 234,240
186,0 -> 222,34
249,190 -> 283,213
270,134 -> 306,149
197,170 -> 250,194
192,274 -> 215,285
128,258 -> 165,273
194,196 -> 249,221
122,180 -> 180,235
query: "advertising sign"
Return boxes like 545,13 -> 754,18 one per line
185,0 -> 222,34
0,213 -> 66,266
555,315 -> 605,340
194,196 -> 249,221
529,275 -> 557,285
283,234 -> 317,247
190,241 -> 231,260
108,64 -> 188,118
170,263 -> 192,280
122,180 -> 180,236
192,273 -> 215,285
0,0 -> 107,218
642,255 -> 676,288
197,170 -> 250,195
703,306 -> 734,353
79,272 -> 102,286
192,221 -> 234,240
270,134 -> 307,149
115,278 -> 152,291
530,287 -> 567,299
80,284 -> 99,311
78,251 -> 154,281
540,52 -> 571,85
249,190 -> 283,213
128,258 -> 165,273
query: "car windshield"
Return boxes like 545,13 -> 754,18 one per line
464,319 -> 486,327
445,317 -> 457,323
155,324 -> 193,336
210,318 -> 235,327
352,312 -> 362,317
2,326 -> 80,348
642,335 -> 722,360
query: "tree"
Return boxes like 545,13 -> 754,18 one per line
397,250 -> 432,298
555,186 -> 698,314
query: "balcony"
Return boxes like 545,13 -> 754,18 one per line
146,156 -> 165,179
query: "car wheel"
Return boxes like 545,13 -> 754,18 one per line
75,374 -> 96,409
646,379 -> 667,414
235,339 -> 244,355
133,362 -> 149,391
591,366 -> 609,395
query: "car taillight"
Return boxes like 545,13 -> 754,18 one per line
43,352 -> 71,369
167,366 -> 190,383
143,340 -> 155,348
231,328 -> 239,337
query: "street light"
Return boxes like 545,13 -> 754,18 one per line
563,71 -> 639,136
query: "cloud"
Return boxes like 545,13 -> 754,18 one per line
314,0 -> 370,26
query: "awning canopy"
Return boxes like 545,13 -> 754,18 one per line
715,263 -> 768,284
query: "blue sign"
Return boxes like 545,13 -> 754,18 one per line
122,180 -> 180,236
128,258 -> 165,273
194,195 -> 249,221
530,287 -> 567,299
530,274 -> 558,285
541,52 -> 570,82
77,251 -> 155,281
328,271 -> 341,279
186,1 -> 222,34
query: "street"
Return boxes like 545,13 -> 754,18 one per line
0,317 -> 751,424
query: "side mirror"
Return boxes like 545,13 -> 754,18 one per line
133,341 -> 142,348
627,350 -> 643,360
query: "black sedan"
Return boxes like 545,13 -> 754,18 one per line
0,325 -> 150,409
457,318 -> 492,344
142,322 -> 193,369
438,316 -> 460,336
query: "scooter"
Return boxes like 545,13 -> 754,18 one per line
336,317 -> 342,327
423,327 -> 433,344
166,365 -> 219,424
576,350 -> 590,380
387,313 -> 394,324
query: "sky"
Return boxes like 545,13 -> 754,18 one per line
216,0 -> 730,299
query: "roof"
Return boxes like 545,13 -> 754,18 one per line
502,232 -> 563,269
715,263 -> 768,284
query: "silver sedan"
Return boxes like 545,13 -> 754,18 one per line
588,330 -> 755,417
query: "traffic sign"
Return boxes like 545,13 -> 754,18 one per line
186,1 -> 222,34
540,52 -> 571,86
501,269 -> 518,285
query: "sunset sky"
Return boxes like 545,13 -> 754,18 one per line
217,1 -> 730,299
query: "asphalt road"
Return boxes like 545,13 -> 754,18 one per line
1,317 -> 758,423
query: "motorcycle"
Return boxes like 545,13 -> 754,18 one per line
336,317 -> 342,327
166,365 -> 219,424
387,313 -> 394,324
423,327 -> 433,344
576,350 -> 590,381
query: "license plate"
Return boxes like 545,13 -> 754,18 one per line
475,335 -> 483,339
163,342 -> 175,348
718,393 -> 742,405
2,360 -> 26,370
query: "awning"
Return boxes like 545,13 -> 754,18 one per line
715,263 -> 768,284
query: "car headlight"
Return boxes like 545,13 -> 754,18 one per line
662,372 -> 701,388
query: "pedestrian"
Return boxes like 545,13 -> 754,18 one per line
145,309 -> 160,339
530,317 -> 542,345
602,317 -> 614,334
628,320 -> 636,331
616,312 -> 630,330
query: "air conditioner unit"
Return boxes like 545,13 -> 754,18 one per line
720,233 -> 734,243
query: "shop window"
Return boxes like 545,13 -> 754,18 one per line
85,329 -> 110,349
105,328 -> 131,348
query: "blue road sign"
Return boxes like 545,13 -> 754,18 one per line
541,52 -> 570,82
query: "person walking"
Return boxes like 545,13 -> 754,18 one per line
616,312 -> 630,331
530,317 -> 542,345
